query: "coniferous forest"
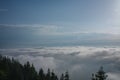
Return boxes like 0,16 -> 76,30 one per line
0,54 -> 69,80
0,54 -> 108,80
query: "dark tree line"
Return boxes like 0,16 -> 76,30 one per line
0,54 -> 108,80
0,54 -> 70,80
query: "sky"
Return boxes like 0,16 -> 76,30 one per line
0,0 -> 120,48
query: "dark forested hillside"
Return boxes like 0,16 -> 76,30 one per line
0,54 -> 69,80
0,54 -> 108,80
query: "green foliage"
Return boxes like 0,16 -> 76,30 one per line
0,54 -> 68,80
0,70 -> 7,80
39,68 -> 45,80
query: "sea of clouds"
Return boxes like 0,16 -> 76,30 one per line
0,46 -> 120,80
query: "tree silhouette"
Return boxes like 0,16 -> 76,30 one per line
92,66 -> 108,80
39,68 -> 45,80
64,71 -> 69,80
60,73 -> 64,80
0,54 -> 68,80
46,68 -> 51,80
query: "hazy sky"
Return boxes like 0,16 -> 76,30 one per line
0,0 -> 120,48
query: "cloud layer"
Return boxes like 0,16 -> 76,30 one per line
1,46 -> 120,80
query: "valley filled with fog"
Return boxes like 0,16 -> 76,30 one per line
1,46 -> 120,80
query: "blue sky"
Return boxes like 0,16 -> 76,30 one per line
0,0 -> 120,48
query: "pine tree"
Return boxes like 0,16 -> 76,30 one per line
64,71 -> 69,80
51,70 -> 55,80
46,68 -> 51,80
92,67 -> 108,80
60,73 -> 64,80
39,68 -> 45,80
30,64 -> 38,80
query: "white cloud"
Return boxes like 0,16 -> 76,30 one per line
0,24 -> 60,35
107,73 -> 120,80
0,24 -> 58,29
16,55 -> 56,72
1,46 -> 120,80
0,24 -> 120,37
